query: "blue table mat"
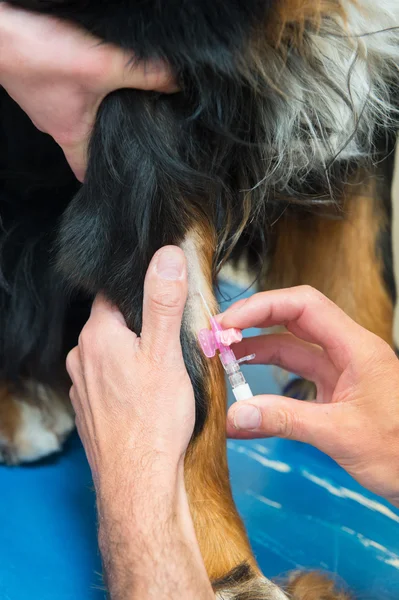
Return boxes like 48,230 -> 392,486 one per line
0,280 -> 398,599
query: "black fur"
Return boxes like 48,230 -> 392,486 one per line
1,0 -> 274,436
212,563 -> 279,599
376,134 -> 397,307
212,563 -> 253,590
0,90 -> 81,386
1,0 -> 397,440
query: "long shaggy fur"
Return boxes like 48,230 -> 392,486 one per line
1,0 -> 398,598
3,0 -> 397,365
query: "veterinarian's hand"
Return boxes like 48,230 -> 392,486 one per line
66,246 -> 212,600
220,286 -> 399,507
66,246 -> 194,485
0,3 -> 175,181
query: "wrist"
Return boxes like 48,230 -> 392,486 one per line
96,461 -> 212,600
97,478 -> 186,561
88,433 -> 187,492
95,450 -> 187,535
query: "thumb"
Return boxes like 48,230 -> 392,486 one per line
141,246 -> 188,358
227,395 -> 338,449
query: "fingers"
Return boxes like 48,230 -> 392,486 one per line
60,138 -> 88,183
82,294 -> 128,342
104,50 -> 178,94
219,286 -> 370,370
234,333 -> 339,389
89,294 -> 127,327
66,346 -> 88,411
75,295 -> 133,368
62,52 -> 177,180
141,246 -> 188,360
69,245 -> 187,374
226,395 -> 340,449
66,346 -> 80,385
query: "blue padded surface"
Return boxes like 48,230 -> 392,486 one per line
0,281 -> 398,599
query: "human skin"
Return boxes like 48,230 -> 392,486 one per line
66,246 -> 213,600
219,286 -> 399,508
0,2 -> 175,181
66,251 -> 399,597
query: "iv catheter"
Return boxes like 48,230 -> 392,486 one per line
197,292 -> 255,401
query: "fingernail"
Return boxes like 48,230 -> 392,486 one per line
156,247 -> 184,280
233,405 -> 261,430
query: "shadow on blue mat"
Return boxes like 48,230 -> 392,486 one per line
0,281 -> 398,600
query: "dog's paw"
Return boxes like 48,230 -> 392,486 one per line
285,570 -> 351,599
283,378 -> 316,401
0,383 -> 74,465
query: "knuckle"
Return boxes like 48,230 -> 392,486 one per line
299,285 -> 324,304
368,334 -> 392,356
146,69 -> 174,91
66,347 -> 79,376
149,288 -> 182,316
298,284 -> 317,295
77,327 -> 91,351
275,407 -> 297,439
78,322 -> 105,356
69,385 -> 77,404
362,335 -> 396,369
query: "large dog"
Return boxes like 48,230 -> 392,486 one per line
1,0 -> 398,597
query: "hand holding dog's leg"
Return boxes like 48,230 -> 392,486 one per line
67,246 -> 213,600
220,286 -> 399,506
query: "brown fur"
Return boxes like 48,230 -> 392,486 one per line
186,171 -> 394,594
184,223 -> 258,581
1,2 -> 392,598
274,0 -> 344,28
266,174 -> 394,345
0,385 -> 21,446
286,572 -> 352,600
266,0 -> 347,47
245,0 -> 349,124
182,225 -> 355,600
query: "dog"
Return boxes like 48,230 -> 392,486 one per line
1,0 -> 398,597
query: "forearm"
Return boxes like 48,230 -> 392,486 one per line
96,463 -> 214,600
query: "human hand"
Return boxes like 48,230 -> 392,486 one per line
219,286 -> 399,506
66,246 -> 194,489
66,247 -> 213,600
0,3 -> 175,181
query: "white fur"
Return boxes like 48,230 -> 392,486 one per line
180,231 -> 288,598
0,384 -> 74,464
216,578 -> 289,599
257,0 -> 399,192
180,231 -> 214,333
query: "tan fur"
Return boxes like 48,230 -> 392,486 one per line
266,1 -> 347,47
273,0 -> 345,28
1,4 -> 393,598
183,223 -> 258,581
181,228 -> 353,600
286,572 -> 352,600
0,385 -> 21,444
244,0 -> 350,120
266,175 -> 394,345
